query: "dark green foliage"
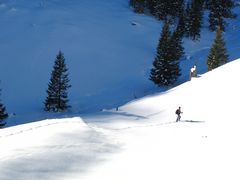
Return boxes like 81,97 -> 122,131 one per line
207,28 -> 229,71
129,0 -> 146,13
146,0 -> 157,14
0,88 -> 8,127
154,0 -> 184,21
0,104 -> 8,120
150,22 -> 181,86
207,0 -> 236,31
130,0 -> 236,35
175,12 -> 186,38
185,0 -> 204,40
154,0 -> 168,20
171,0 -> 185,20
130,0 -> 184,21
44,51 -> 71,112
184,2 -> 191,36
170,29 -> 185,62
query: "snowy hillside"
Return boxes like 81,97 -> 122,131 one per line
0,0 -> 239,126
0,0 -> 161,123
1,0 -> 240,179
1,57 -> 240,179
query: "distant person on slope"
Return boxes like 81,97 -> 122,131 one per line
176,107 -> 182,122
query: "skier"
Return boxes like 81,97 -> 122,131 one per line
175,106 -> 182,122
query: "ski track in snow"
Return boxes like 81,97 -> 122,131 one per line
0,120 -> 84,139
1,117 -> 198,139
88,120 -> 186,131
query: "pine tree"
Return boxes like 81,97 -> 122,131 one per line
175,11 -> 186,38
44,51 -> 71,112
185,0 -> 204,40
184,2 -> 191,36
170,29 -> 185,62
130,0 -> 146,13
172,0 -> 185,19
154,0 -> 184,21
208,0 -> 236,31
154,0 -> 168,20
207,28 -> 229,71
0,87 -> 8,127
150,22 -> 181,86
146,0 -> 157,14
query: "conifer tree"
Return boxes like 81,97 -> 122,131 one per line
130,0 -> 146,13
44,51 -> 71,112
154,0 -> 184,21
154,0 -> 168,20
150,22 -> 181,86
172,0 -> 185,19
207,28 -> 229,71
185,0 -> 204,40
170,29 -> 185,62
175,11 -> 186,38
146,0 -> 157,14
208,0 -> 236,31
184,2 -> 191,36
0,87 -> 8,127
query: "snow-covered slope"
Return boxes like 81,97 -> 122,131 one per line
0,1 -> 239,178
0,0 -> 239,126
1,58 -> 240,180
0,0 -> 162,121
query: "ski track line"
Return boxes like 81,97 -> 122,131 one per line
0,119 -> 201,139
0,121 -> 84,139
87,121 -> 179,132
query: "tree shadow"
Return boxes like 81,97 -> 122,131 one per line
82,110 -> 149,123
181,120 -> 205,123
111,111 -> 148,120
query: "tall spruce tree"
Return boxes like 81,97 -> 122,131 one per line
0,87 -> 8,127
154,0 -> 184,21
208,0 -> 236,31
170,29 -> 185,62
184,2 -> 191,36
150,22 -> 181,86
207,28 -> 229,71
44,51 -> 71,112
175,11 -> 186,38
185,0 -> 204,40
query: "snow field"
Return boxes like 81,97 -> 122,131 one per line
0,0 -> 240,179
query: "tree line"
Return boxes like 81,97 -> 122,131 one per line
129,0 -> 235,86
130,0 -> 236,34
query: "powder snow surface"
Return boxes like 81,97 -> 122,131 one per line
0,0 -> 240,179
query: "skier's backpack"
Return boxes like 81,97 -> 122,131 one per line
175,109 -> 180,115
